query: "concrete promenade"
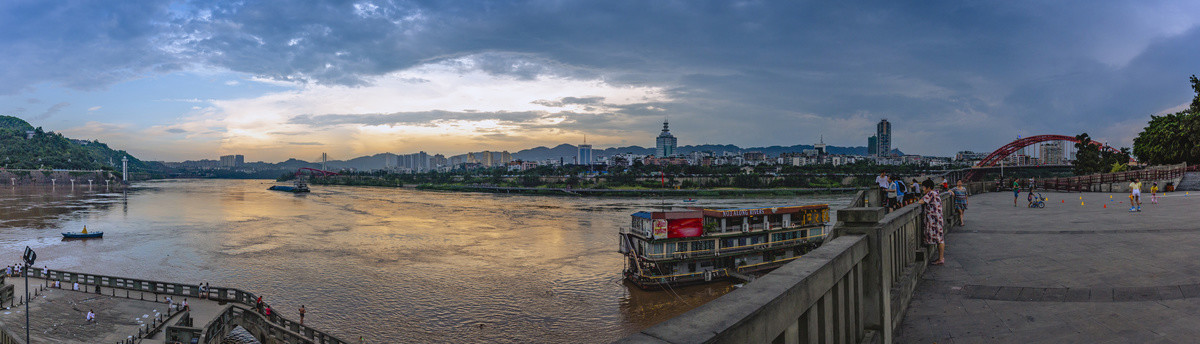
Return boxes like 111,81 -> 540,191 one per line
897,190 -> 1200,343
0,275 -> 226,343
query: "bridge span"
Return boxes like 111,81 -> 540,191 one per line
0,268 -> 349,344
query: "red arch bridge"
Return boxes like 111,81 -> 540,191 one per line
949,135 -> 1118,182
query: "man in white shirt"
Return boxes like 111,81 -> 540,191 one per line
86,310 -> 95,322
73,282 -> 79,291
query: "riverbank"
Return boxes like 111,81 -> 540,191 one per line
413,184 -> 865,196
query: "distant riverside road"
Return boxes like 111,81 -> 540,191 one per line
410,184 -> 866,196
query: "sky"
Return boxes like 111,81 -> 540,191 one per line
1,0 -> 1198,162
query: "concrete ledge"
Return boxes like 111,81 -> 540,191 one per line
627,235 -> 869,344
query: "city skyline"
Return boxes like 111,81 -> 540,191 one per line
1,1 -> 1198,162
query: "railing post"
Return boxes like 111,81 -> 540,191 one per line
834,207 -> 891,344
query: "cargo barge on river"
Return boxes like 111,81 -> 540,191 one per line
619,204 -> 829,289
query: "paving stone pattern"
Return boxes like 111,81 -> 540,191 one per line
896,190 -> 1200,343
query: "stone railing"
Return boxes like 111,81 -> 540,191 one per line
617,186 -> 978,344
22,268 -> 349,344
202,304 -> 346,344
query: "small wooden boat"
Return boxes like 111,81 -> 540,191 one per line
683,198 -> 698,203
62,226 -> 103,239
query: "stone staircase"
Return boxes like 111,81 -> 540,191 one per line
1177,172 -> 1200,191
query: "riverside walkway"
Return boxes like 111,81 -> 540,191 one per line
0,269 -> 349,343
897,190 -> 1200,343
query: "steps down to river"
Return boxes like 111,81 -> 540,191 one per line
1177,172 -> 1200,191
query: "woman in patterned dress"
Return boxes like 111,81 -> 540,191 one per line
918,179 -> 945,265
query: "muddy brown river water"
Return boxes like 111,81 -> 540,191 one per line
0,179 -> 852,343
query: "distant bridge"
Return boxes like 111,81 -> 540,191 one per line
961,134 -> 1119,181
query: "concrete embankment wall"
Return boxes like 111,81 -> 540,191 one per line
0,170 -> 121,186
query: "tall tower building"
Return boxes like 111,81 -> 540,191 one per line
814,135 -> 827,155
656,120 -> 677,157
876,119 -> 892,157
578,137 -> 593,165
867,136 -> 878,156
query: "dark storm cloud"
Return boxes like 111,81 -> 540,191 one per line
3,1 -> 1198,153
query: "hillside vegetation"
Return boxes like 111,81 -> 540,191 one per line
0,115 -> 152,171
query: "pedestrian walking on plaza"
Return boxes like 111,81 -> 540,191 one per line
1151,182 -> 1159,204
1012,178 -> 1020,207
919,179 -> 945,265
299,305 -> 306,325
953,180 -> 969,226
1129,178 -> 1143,212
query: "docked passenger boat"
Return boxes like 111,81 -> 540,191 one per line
62,226 -> 103,239
619,204 -> 829,289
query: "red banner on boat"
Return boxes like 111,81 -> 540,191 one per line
667,218 -> 703,238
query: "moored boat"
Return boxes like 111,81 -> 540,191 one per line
268,179 -> 311,193
63,226 -> 103,239
618,204 -> 829,289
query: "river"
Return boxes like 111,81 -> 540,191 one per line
0,179 -> 853,343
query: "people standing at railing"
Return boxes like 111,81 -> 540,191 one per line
891,176 -> 907,211
299,304 -> 306,325
182,298 -> 189,311
918,179 -> 945,265
953,180 -> 969,226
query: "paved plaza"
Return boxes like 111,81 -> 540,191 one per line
897,189 -> 1200,343
0,277 -> 227,343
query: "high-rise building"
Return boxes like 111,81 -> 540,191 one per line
867,136 -> 878,156
578,143 -> 593,165
234,155 -> 244,166
219,155 -> 235,167
656,120 -> 677,157
876,119 -> 892,156
814,135 -> 827,155
1040,142 -> 1065,165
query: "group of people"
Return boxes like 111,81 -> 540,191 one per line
877,171 -> 970,266
198,282 -> 212,299
1128,178 -> 1160,211
166,296 -> 190,311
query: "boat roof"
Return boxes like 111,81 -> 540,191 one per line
630,210 -> 703,219
700,204 -> 828,218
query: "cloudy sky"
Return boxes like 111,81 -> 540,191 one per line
1,0 -> 1197,162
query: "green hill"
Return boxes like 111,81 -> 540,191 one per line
0,115 -> 153,171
